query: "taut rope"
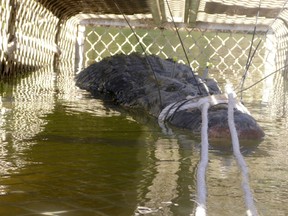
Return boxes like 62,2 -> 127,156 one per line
195,102 -> 210,216
158,91 -> 258,215
227,91 -> 258,216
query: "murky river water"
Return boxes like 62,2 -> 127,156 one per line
0,64 -> 287,216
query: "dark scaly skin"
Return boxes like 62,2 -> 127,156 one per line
76,53 -> 264,140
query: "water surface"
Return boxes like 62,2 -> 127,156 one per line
0,65 -> 287,216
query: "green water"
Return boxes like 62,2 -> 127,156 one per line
0,64 -> 287,216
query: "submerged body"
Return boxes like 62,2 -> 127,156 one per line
76,53 -> 264,139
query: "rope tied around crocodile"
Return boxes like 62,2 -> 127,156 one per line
158,90 -> 258,216
158,93 -> 250,125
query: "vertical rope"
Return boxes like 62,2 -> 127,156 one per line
195,102 -> 210,216
227,92 -> 258,216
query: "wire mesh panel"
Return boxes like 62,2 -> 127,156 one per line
58,19 -> 78,64
83,24 -> 266,89
0,0 -> 77,76
14,0 -> 59,71
0,0 -> 287,87
0,0 -> 15,75
264,14 -> 288,118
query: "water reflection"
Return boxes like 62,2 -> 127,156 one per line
0,60 -> 287,215
135,138 -> 181,215
134,133 -> 202,216
23,110 -> 142,216
0,63 -> 144,215
56,62 -> 121,117
0,66 -> 56,179
1,67 -> 55,139
264,71 -> 288,123
248,129 -> 288,215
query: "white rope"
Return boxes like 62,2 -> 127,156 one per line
227,92 -> 258,216
158,94 -> 250,124
157,89 -> 258,215
195,102 -> 210,216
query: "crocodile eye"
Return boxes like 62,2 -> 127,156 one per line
165,84 -> 178,92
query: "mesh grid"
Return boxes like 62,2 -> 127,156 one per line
82,24 -> 267,88
0,0 -> 77,76
0,0 -> 15,75
0,0 -> 287,89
